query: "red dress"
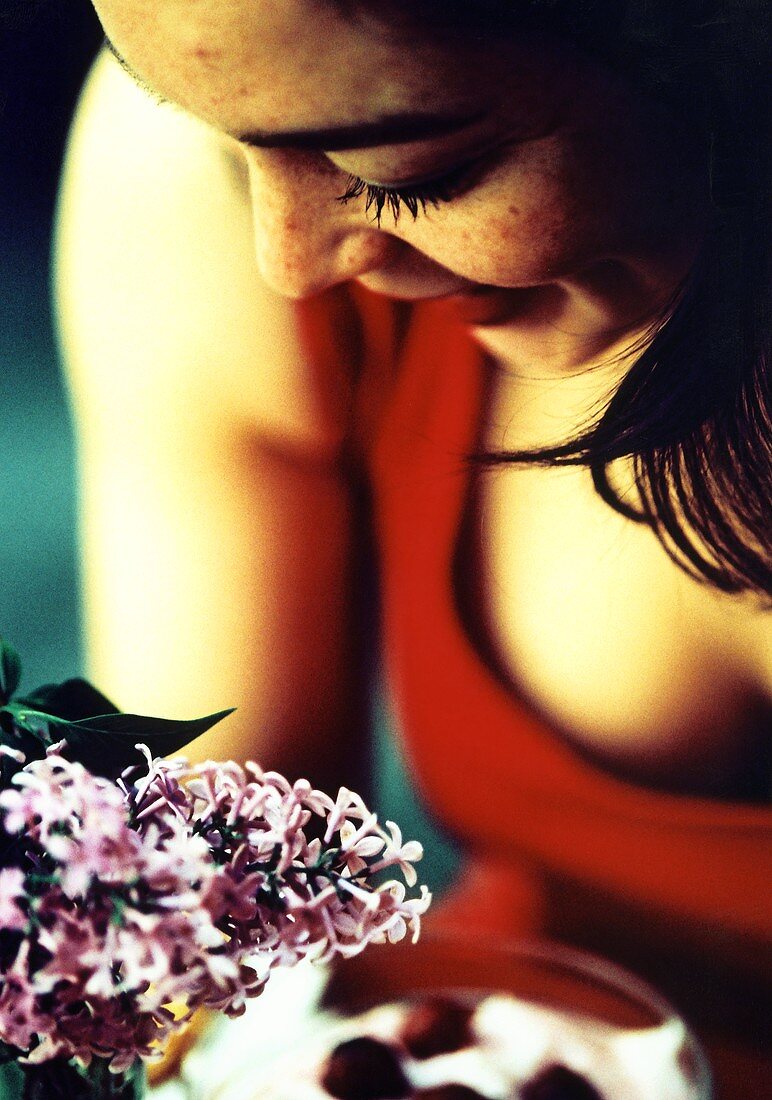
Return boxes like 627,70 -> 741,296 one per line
303,288 -> 772,1097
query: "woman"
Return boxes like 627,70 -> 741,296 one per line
55,1 -> 770,1092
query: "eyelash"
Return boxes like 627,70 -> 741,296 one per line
336,166 -> 467,226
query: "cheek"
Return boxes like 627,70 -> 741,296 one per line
410,208 -> 586,288
407,154 -> 603,287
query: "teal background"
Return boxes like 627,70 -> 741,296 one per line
0,224 -> 82,691
0,1 -> 100,689
373,688 -> 459,894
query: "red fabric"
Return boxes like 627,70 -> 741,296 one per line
302,288 -> 772,1095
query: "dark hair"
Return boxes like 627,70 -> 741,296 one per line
336,0 -> 772,598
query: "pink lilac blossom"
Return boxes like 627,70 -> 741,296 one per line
0,745 -> 430,1072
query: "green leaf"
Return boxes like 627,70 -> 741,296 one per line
0,641 -> 21,706
69,709 -> 234,739
0,707 -> 53,762
3,704 -> 234,779
0,1042 -> 21,1067
16,678 -> 120,721
65,709 -> 236,776
0,1056 -> 145,1100
1,705 -> 55,742
0,1060 -> 26,1100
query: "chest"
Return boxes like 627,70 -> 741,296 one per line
463,377 -> 770,798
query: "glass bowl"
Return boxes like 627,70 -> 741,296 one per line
320,933 -> 712,1099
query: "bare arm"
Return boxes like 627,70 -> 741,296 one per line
54,52 -> 369,788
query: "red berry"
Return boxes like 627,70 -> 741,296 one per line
415,1087 -> 488,1100
400,998 -> 474,1059
320,1037 -> 411,1099
521,1064 -> 605,1100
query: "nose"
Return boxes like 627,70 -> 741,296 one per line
244,148 -> 392,298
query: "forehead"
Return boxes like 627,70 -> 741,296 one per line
93,0 -> 501,129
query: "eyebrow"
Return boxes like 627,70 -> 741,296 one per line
234,113 -> 481,152
103,35 -> 481,151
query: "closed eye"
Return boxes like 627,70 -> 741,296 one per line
336,161 -> 476,226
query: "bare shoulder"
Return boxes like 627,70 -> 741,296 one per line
55,50 -> 353,458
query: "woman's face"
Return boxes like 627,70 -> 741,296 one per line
92,0 -> 695,305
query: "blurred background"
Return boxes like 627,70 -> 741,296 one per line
0,0 -> 102,687
0,0 -> 457,890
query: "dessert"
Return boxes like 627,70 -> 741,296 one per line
321,1037 -> 411,1099
416,1088 -> 488,1100
257,991 -> 701,1099
519,1065 -> 603,1100
401,999 -> 474,1060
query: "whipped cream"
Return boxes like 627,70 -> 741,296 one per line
255,992 -> 702,1100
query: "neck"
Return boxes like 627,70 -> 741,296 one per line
466,239 -> 699,379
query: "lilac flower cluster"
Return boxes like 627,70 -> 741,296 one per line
0,744 -> 430,1072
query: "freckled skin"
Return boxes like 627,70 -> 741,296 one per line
92,0 -> 705,322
